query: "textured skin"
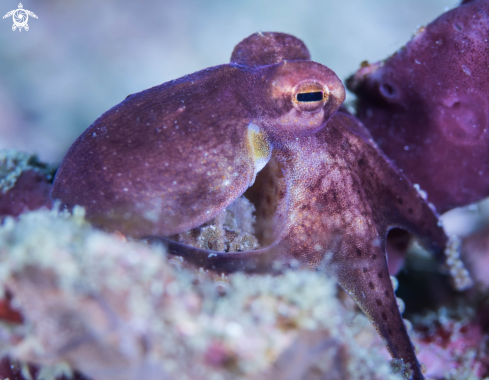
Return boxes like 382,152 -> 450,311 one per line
52,32 -> 451,379
0,171 -> 53,218
348,0 -> 489,213
231,32 -> 310,67
53,65 -> 259,236
52,35 -> 343,237
163,112 -> 446,380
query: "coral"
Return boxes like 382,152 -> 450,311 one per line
413,306 -> 489,379
0,208 -> 404,380
347,0 -> 489,213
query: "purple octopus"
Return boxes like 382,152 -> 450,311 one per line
2,1 -> 488,379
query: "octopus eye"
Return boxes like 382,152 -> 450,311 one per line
296,91 -> 323,102
292,80 -> 329,112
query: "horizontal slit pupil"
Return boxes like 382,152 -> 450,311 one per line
297,91 -> 323,102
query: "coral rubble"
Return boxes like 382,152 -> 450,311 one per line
0,208 -> 403,380
174,196 -> 260,253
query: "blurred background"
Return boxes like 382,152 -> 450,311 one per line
0,0 -> 456,162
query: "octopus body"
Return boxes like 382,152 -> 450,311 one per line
348,0 -> 489,213
52,32 -> 450,380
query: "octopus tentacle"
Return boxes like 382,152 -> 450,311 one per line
153,237 -> 278,274
335,112 -> 447,261
333,243 -> 420,380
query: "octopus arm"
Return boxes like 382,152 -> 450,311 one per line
332,242 -> 422,380
334,113 -> 447,261
153,237 -> 278,273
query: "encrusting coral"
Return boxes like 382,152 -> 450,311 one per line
0,207 -> 405,380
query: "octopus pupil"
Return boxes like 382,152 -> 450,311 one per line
297,91 -> 323,102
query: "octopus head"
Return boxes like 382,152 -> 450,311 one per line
255,60 -> 345,140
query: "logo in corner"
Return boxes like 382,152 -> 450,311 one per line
3,3 -> 37,32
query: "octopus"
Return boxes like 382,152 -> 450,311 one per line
51,32 -> 455,380
348,0 -> 489,213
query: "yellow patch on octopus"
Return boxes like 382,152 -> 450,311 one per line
247,122 -> 272,184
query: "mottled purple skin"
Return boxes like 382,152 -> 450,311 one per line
0,171 -> 53,218
52,32 -> 450,379
348,0 -> 489,213
51,33 -> 339,238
